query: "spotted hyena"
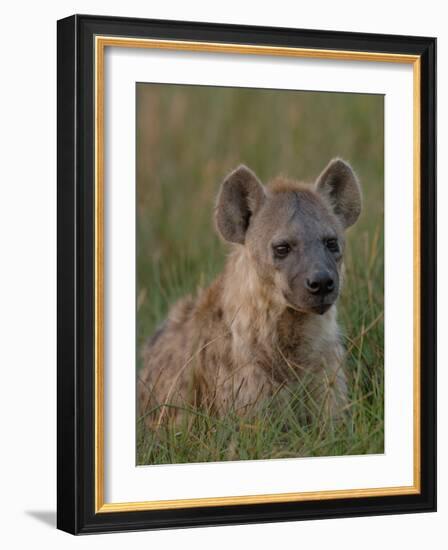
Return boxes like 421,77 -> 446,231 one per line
138,159 -> 362,426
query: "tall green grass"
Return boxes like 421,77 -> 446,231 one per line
136,84 -> 384,465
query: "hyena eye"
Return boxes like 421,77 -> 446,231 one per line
273,243 -> 291,258
325,238 -> 339,253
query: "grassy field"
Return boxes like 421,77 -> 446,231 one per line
136,83 -> 384,465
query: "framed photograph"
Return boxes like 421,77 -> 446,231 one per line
57,14 -> 436,534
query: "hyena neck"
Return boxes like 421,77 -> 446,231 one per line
221,247 -> 282,344
220,246 -> 338,363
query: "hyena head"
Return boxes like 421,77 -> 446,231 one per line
215,159 -> 362,315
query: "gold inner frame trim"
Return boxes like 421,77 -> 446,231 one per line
94,35 -> 421,514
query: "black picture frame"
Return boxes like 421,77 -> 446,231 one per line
57,14 -> 436,534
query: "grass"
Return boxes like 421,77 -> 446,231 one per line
136,83 -> 384,465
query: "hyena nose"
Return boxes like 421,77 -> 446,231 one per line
306,272 -> 335,296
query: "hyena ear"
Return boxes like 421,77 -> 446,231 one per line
215,165 -> 266,244
315,159 -> 362,229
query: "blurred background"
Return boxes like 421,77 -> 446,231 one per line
136,83 -> 384,357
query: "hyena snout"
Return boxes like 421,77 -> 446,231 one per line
287,265 -> 340,315
305,270 -> 335,296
